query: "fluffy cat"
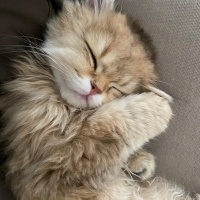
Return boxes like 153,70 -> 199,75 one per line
0,0 -> 199,200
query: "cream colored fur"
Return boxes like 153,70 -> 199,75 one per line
0,0 -> 199,200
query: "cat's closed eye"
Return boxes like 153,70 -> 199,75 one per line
108,83 -> 126,95
85,41 -> 97,70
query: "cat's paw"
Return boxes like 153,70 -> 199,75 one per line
127,150 -> 155,181
126,92 -> 173,138
194,194 -> 200,200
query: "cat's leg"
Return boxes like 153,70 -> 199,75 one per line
127,149 -> 155,180
71,92 -> 172,189
4,92 -> 172,199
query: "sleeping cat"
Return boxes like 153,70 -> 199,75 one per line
0,0 -> 199,199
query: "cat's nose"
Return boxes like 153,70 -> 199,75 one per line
89,81 -> 101,95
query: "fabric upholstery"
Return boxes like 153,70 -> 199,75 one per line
0,0 -> 52,82
117,0 -> 200,193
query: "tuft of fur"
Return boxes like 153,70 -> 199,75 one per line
85,0 -> 115,15
0,0 -> 198,200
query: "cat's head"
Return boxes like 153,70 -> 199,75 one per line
42,0 -> 156,109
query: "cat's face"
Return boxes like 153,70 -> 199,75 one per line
43,0 -> 156,109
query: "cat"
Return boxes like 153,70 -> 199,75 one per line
0,0 -> 199,199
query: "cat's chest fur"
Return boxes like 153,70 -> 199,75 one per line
17,63 -> 91,137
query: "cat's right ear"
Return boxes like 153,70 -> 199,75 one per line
85,0 -> 115,14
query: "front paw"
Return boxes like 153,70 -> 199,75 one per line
126,92 -> 173,138
127,150 -> 155,181
194,194 -> 200,200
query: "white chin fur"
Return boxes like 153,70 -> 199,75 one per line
61,89 -> 88,109
60,88 -> 104,109
50,66 -> 104,109
88,94 -> 104,108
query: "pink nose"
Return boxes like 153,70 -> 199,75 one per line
89,82 -> 101,95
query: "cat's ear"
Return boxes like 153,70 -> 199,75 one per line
85,0 -> 115,14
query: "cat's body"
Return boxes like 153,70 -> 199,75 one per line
0,1 -> 199,200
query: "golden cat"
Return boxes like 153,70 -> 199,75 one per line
0,0 -> 199,199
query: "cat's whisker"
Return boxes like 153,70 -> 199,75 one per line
30,49 -> 70,76
17,32 -> 44,42
0,45 -> 32,48
116,0 -> 125,13
154,79 -> 174,87
0,46 -> 41,52
0,48 -> 68,76
0,50 -> 31,55
0,45 -> 72,76
19,33 -> 43,41
45,52 -> 79,77
0,33 -> 44,57
0,42 -> 43,53
123,167 -> 133,180
0,33 -> 43,42
124,166 -> 142,180
37,52 -> 69,75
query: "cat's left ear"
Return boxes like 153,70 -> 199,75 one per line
85,0 -> 115,14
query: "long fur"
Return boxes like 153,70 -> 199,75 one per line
0,0 -> 199,199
